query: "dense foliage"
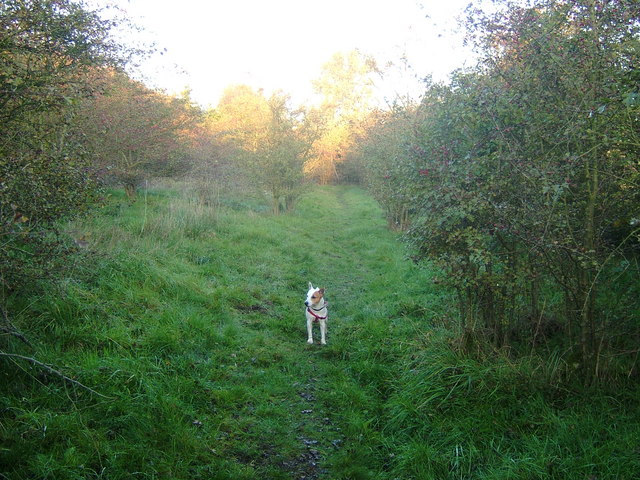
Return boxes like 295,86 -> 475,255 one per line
210,85 -> 313,214
305,50 -> 378,185
0,0 -> 124,293
356,0 -> 640,384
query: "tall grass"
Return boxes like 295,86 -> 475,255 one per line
1,185 -> 638,479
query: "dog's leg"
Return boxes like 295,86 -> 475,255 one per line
320,319 -> 327,345
307,318 -> 314,344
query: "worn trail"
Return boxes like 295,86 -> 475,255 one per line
223,186 -> 427,478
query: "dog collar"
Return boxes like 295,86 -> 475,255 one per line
308,303 -> 327,312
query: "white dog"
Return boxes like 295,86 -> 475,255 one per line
305,282 -> 328,345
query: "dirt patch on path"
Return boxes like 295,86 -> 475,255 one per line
281,376 -> 344,479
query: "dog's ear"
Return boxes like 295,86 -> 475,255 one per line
319,288 -> 325,295
308,282 -> 314,289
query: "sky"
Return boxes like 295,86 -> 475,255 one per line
95,0 -> 477,108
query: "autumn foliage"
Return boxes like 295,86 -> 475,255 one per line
73,70 -> 198,199
305,50 -> 378,185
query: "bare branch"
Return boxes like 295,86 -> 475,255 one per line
1,307 -> 33,348
0,352 -> 112,399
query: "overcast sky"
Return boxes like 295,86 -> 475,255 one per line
95,0 -> 477,107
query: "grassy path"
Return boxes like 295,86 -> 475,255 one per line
184,185 -> 442,478
5,185 -> 638,479
3,185 -> 441,479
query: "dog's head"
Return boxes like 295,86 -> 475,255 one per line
305,282 -> 325,307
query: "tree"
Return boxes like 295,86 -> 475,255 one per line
0,0 -> 125,294
362,0 -> 640,383
74,69 -> 198,199
253,93 -> 308,214
213,84 -> 272,152
464,0 -> 640,380
184,108 -> 242,208
209,86 -> 309,213
351,105 -> 418,230
305,50 -> 378,184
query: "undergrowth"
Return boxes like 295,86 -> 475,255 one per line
1,186 -> 638,479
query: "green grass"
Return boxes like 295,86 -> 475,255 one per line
1,185 -> 638,479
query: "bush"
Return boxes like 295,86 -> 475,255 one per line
0,0 -> 125,295
360,0 -> 640,384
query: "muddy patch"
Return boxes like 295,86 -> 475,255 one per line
281,378 -> 344,479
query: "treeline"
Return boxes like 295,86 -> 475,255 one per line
0,0 -> 199,297
350,0 -> 640,385
0,0 -> 378,302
